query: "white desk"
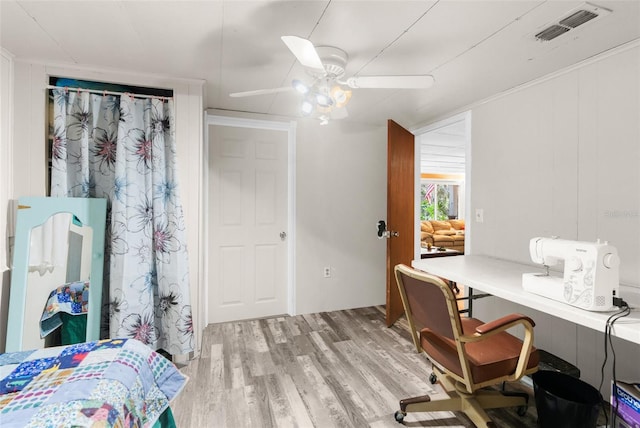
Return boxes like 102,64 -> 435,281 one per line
412,255 -> 640,345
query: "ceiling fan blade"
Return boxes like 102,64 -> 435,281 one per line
281,36 -> 325,74
346,75 -> 435,89
229,87 -> 294,98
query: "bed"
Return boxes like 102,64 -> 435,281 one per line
0,338 -> 187,427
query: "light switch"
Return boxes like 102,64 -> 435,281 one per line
475,208 -> 484,223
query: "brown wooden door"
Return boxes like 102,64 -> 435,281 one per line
386,119 -> 415,326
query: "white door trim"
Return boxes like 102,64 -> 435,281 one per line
203,113 -> 297,325
411,111 -> 472,259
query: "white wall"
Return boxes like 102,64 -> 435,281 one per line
0,49 -> 14,352
5,59 -> 204,355
294,119 -> 387,314
202,110 -> 388,319
468,43 -> 640,392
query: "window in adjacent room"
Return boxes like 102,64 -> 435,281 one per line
420,181 -> 462,220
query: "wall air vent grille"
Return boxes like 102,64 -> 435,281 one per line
533,2 -> 611,42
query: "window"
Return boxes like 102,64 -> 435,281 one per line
420,181 -> 461,220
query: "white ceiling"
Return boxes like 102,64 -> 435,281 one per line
1,0 -> 639,130
419,120 -> 467,175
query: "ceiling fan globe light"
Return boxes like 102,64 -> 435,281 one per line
292,79 -> 309,94
316,93 -> 333,107
301,100 -> 314,115
331,85 -> 352,108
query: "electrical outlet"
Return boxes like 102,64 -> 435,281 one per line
475,208 -> 484,223
323,267 -> 331,278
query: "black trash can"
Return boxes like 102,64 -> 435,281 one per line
532,370 -> 602,428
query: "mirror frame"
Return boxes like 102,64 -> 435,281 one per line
5,196 -> 107,352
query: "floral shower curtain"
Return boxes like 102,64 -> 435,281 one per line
50,88 -> 194,355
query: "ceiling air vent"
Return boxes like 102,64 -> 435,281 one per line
535,25 -> 570,42
533,2 -> 611,42
559,10 -> 598,28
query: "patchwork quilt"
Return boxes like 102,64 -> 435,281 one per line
0,338 -> 186,427
40,280 -> 90,338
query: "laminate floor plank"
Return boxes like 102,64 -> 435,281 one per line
267,318 -> 288,345
232,323 -> 255,388
172,306 -> 591,427
277,370 -> 316,428
301,313 -> 321,332
287,355 -> 336,427
263,372 -> 296,427
323,373 -> 371,428
299,353 -> 356,428
332,339 -> 404,414
209,343 -> 225,395
200,323 -> 223,358
261,320 -> 290,370
307,332 -> 382,419
318,312 -> 353,342
291,332 -> 317,357
221,324 -> 239,390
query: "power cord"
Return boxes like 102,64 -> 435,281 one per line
598,298 -> 631,427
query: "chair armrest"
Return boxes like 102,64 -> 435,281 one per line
475,314 -> 536,335
460,313 -> 537,382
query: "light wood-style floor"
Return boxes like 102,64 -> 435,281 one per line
170,306 -> 572,427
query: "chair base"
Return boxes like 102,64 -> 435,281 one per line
395,369 -> 528,428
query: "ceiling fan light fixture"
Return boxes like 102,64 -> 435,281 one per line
315,92 -> 333,108
301,99 -> 314,115
331,85 -> 352,107
292,79 -> 309,94
240,36 -> 437,124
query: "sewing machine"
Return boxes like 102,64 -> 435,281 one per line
522,237 -> 620,311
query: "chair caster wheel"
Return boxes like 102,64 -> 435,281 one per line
429,372 -> 437,384
394,410 -> 406,423
517,405 -> 527,417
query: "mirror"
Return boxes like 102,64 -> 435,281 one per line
5,197 -> 107,352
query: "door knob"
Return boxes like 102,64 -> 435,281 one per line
280,231 -> 287,241
377,220 -> 399,239
377,220 -> 387,238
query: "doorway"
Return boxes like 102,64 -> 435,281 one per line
413,112 -> 471,260
204,114 -> 296,324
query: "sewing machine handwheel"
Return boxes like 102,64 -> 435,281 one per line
429,373 -> 438,384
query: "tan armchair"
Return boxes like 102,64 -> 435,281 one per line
393,264 -> 539,427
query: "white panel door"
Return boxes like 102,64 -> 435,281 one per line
208,125 -> 288,323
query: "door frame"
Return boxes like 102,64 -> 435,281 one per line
202,112 -> 297,326
412,111 -> 472,259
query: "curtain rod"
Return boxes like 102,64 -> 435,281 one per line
46,85 -> 173,100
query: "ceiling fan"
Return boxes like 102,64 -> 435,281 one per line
230,36 -> 435,124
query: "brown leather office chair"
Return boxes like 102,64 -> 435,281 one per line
393,264 -> 540,427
